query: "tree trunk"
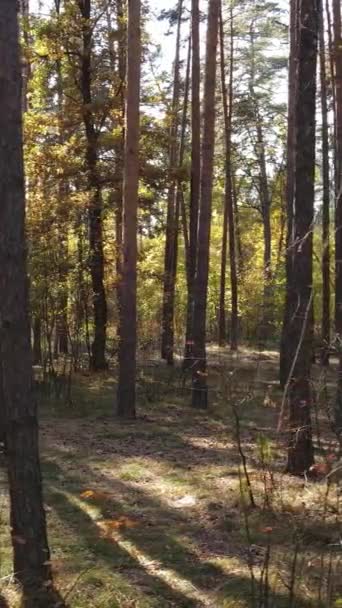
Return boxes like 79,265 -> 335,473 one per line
326,0 -> 338,192
79,0 -> 107,371
333,0 -> 342,433
54,0 -> 69,356
286,0 -> 317,475
117,0 -> 141,418
319,0 -> 331,367
191,0 -> 220,409
179,34 -> 191,289
0,4 -> 64,605
110,0 -> 126,332
280,0 -> 297,388
248,24 -> 273,346
33,316 -> 42,365
183,0 -> 201,368
218,4 -> 238,350
161,0 -> 183,365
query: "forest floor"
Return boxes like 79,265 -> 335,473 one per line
0,347 -> 341,607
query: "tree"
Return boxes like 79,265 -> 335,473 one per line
0,3 -> 63,605
117,0 -> 141,418
334,0 -> 342,432
183,0 -> 201,368
319,0 -> 331,366
286,0 -> 318,475
161,0 -> 183,365
280,0 -> 297,388
218,2 -> 238,350
191,0 -> 220,408
79,0 -> 108,371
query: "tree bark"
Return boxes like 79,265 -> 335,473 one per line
333,0 -> 342,433
191,0 -> 220,408
280,0 -> 297,388
183,0 -> 201,368
286,0 -> 317,475
218,3 -> 238,350
319,0 -> 331,366
33,316 -> 42,365
0,4 -> 64,605
117,0 -> 141,418
79,0 -> 107,371
248,24 -> 273,346
161,0 -> 183,365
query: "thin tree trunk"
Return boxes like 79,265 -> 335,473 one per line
175,34 -> 191,329
33,316 -> 42,365
117,0 -> 141,418
183,0 -> 201,368
286,0 -> 317,475
161,0 -> 183,365
326,0 -> 338,193
191,0 -> 220,409
0,4 -> 64,605
79,0 -> 107,371
333,0 -> 342,433
218,3 -> 238,350
319,0 -> 331,366
233,174 -> 243,271
112,0 -> 126,329
280,0 -> 297,388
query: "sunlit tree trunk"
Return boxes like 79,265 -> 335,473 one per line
286,0 -> 317,475
218,3 -> 238,350
0,4 -> 63,605
280,0 -> 297,388
117,0 -> 141,418
319,0 -> 331,366
191,0 -> 220,409
179,34 -> 191,288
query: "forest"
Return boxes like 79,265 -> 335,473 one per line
0,0 -> 341,606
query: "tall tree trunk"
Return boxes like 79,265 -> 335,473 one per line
249,25 -> 273,346
79,0 -> 107,371
333,0 -> 342,433
191,0 -> 220,409
183,0 -> 201,368
319,0 -> 331,366
179,34 -> 191,287
117,0 -> 141,418
56,11 -> 69,355
161,0 -> 183,365
111,0 -> 126,330
286,0 -> 317,475
0,4 -> 63,605
280,0 -> 297,388
218,3 -> 238,350
326,0 -> 338,193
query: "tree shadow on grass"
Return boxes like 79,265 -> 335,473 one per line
43,458 -> 317,608
46,483 -> 200,607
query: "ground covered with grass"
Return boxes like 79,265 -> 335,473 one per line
0,348 -> 341,607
